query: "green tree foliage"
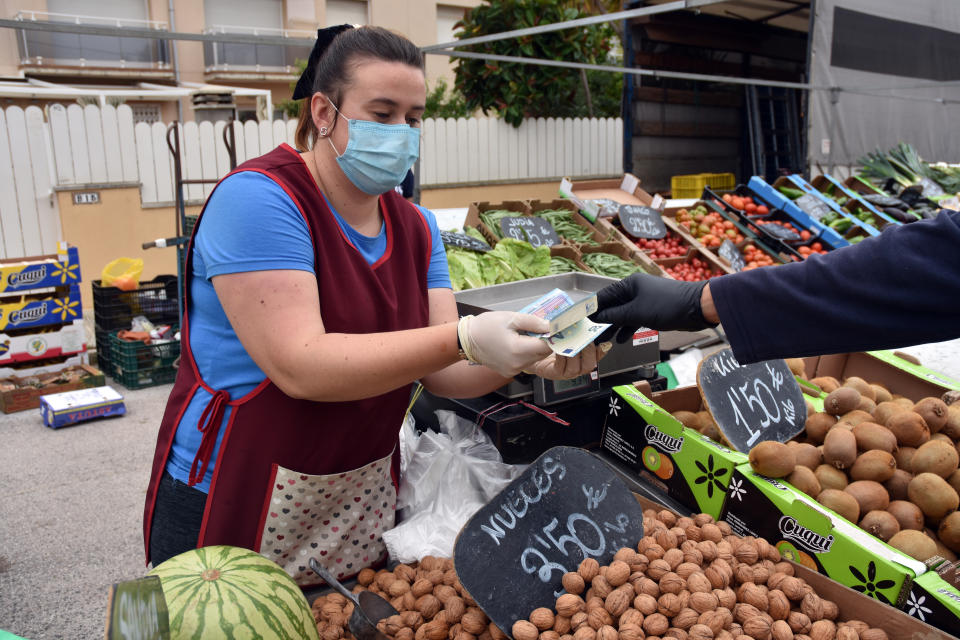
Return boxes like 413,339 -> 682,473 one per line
425,78 -> 472,119
452,0 -> 620,126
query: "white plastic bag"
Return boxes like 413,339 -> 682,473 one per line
383,410 -> 522,563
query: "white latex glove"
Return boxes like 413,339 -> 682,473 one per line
525,342 -> 612,380
460,312 -> 552,377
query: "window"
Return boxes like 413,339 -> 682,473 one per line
204,0 -> 310,71
326,0 -> 368,26
436,5 -> 467,46
131,103 -> 162,124
204,0 -> 283,31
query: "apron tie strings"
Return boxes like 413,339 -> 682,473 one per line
188,389 -> 231,486
476,399 -> 570,430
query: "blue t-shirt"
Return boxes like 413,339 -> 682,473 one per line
166,171 -> 450,492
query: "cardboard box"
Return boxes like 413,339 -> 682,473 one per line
0,319 -> 86,366
0,363 -> 104,414
464,200 -> 531,245
901,570 -> 960,635
809,350 -> 960,401
0,245 -> 81,294
549,245 -> 593,274
527,199 -> 611,246
602,385 -> 748,519
579,241 -> 664,277
630,493 -> 956,640
721,463 -> 926,607
40,385 -> 125,428
0,285 -> 82,332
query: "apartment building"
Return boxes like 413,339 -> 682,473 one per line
0,0 -> 479,122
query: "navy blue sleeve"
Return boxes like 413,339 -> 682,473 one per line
711,210 -> 960,363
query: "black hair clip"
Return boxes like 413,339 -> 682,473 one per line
292,24 -> 355,100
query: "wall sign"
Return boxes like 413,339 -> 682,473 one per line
72,192 -> 100,205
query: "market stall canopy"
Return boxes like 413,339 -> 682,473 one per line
0,78 -> 271,105
641,0 -> 811,33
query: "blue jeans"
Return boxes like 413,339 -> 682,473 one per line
149,470 -> 207,566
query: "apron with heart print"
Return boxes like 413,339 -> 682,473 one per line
257,452 -> 396,585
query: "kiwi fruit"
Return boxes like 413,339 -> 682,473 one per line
942,404 -> 960,440
938,511 -> 960,553
871,384 -> 893,404
811,376 -> 841,393
856,396 -> 877,415
888,529 -> 938,561
845,480 -> 890,514
859,510 -> 900,542
804,412 -> 837,444
824,387 -> 861,416
873,401 -> 906,427
911,439 -> 960,478
815,464 -> 848,491
887,500 -> 925,531
948,469 -> 960,495
886,411 -> 931,447
785,357 -> 805,377
787,441 -> 822,470
671,410 -> 701,430
849,450 -> 897,483
749,441 -> 796,478
934,539 -> 958,562
931,432 -> 954,443
895,397 -> 916,410
700,423 -> 723,443
787,466 -> 821,498
851,422 -> 898,453
817,488 -> 860,523
697,410 -> 717,430
893,446 -> 918,472
805,399 -> 815,417
884,469 -> 913,501
838,410 -> 875,427
823,427 -> 857,470
913,397 -> 949,433
843,376 -> 875,400
908,472 -> 960,519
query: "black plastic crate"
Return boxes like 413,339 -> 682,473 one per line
107,329 -> 180,389
92,275 -> 180,331
94,327 -> 115,377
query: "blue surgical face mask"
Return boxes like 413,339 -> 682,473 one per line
326,100 -> 420,196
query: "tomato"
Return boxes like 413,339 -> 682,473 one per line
745,203 -> 757,214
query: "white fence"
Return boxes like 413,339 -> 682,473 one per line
0,103 -> 623,259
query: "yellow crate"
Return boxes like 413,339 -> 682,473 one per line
671,172 -> 736,198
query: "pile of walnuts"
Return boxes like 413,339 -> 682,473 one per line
311,555 -> 506,640
511,510 -> 890,640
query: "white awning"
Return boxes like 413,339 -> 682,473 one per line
0,78 -> 272,103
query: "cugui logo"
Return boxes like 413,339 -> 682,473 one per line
779,516 -> 834,553
644,423 -> 682,454
10,303 -> 46,325
8,266 -> 46,287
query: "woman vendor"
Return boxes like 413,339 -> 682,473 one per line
143,25 -> 607,584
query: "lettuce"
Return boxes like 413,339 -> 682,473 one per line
445,238 -> 550,291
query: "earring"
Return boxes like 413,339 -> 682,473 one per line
318,126 -> 328,137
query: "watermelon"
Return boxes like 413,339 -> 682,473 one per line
149,545 -> 320,640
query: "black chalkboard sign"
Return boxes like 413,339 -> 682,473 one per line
441,230 -> 491,252
719,239 -> 745,272
105,576 -> 171,640
454,447 -> 645,636
696,349 -> 806,453
761,222 -> 802,243
499,216 -> 562,247
617,205 -> 667,239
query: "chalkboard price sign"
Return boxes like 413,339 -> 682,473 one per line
499,216 -> 562,247
441,230 -> 491,252
719,239 -> 745,272
454,447 -> 645,636
697,349 -> 806,452
760,222 -> 802,243
617,205 -> 667,239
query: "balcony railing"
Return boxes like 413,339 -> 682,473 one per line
203,25 -> 313,74
14,10 -> 170,70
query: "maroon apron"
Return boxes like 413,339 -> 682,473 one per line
143,144 -> 432,585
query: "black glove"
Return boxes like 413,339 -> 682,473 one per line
591,273 -> 716,343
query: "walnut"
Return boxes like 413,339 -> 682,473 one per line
657,593 -> 685,618
597,625 -> 619,640
689,592 -> 719,615
682,572 -> 709,594
443,570 -> 458,587
655,529 -> 679,551
696,611 -> 726,636
587,597 -> 605,613
794,636 -> 812,640
684,549 -> 705,566
643,613 -> 670,637
800,594 -> 823,622
434,611 -> 451,627
631,555 -> 650,574
766,573 -> 788,592
605,589 -> 632,618
423,620 -> 450,640
672,526 -> 689,546
556,595 -> 586,618
704,566 -> 728,590
356,568 -> 376,586
752,565 -> 772,587
779,578 -> 806,602
379,614 -> 404,636
688,624 -> 714,640
701,524 -> 723,543
408,577 -> 434,598
697,541 -> 719,563
645,543 -> 666,561
614,547 -> 638,564
514,621 -> 540,640
673,564 -> 698,581
647,559 -> 672,581
389,579 -> 412,598
593,576 -> 614,599
787,613 -> 810,635
573,627 -> 597,640
659,572 -> 685,595
672,608 -> 699,630
416,595 -> 442,620
554,617 -> 572,635
694,513 -> 715,526
530,608 -> 555,632
716,542 -> 734,564
740,584 -> 768,612
571,613 -> 590,631
436,585 -> 459,605
402,611 -> 425,629
834,628 -> 856,640
742,617 -> 772,640
378,572 -> 398,591
618,623 -> 643,640
478,630 -> 493,640
427,570 -> 446,586
808,620 -> 835,640
821,601 -> 838,622
714,589 -> 736,611
767,591 -> 790,622
770,620 -> 793,640
633,593 -> 658,616
587,608 -> 613,630
773,562 -> 794,577
397,629 -> 416,640
608,561 -> 632,588
686,526 -> 704,543
858,630 -> 887,640
579,558 -> 601,582
635,577 -> 661,598
618,609 -> 643,629
555,572 -> 584,596
559,636 -> 573,640
839,622 -> 867,635
454,632 -> 475,640
728,623 -> 743,638
733,564 -> 754,586
541,633 -> 561,640
460,611 -> 486,635
318,622 -> 344,640
664,549 -> 685,570
717,521 -> 733,536
732,603 -> 761,625
394,564 -> 416,583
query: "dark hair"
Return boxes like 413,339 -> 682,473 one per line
295,26 -> 424,150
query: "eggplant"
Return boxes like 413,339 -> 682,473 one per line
883,206 -> 918,223
863,194 -> 905,208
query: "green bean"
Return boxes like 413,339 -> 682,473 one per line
536,209 -> 599,245
548,256 -> 586,274
582,252 -> 644,278
479,209 -> 515,237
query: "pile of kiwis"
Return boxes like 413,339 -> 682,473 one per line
748,368 -> 960,565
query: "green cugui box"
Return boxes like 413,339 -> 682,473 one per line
601,385 -> 748,520
901,570 -> 960,635
721,464 -> 926,607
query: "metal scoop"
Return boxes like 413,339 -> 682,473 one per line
309,557 -> 399,640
